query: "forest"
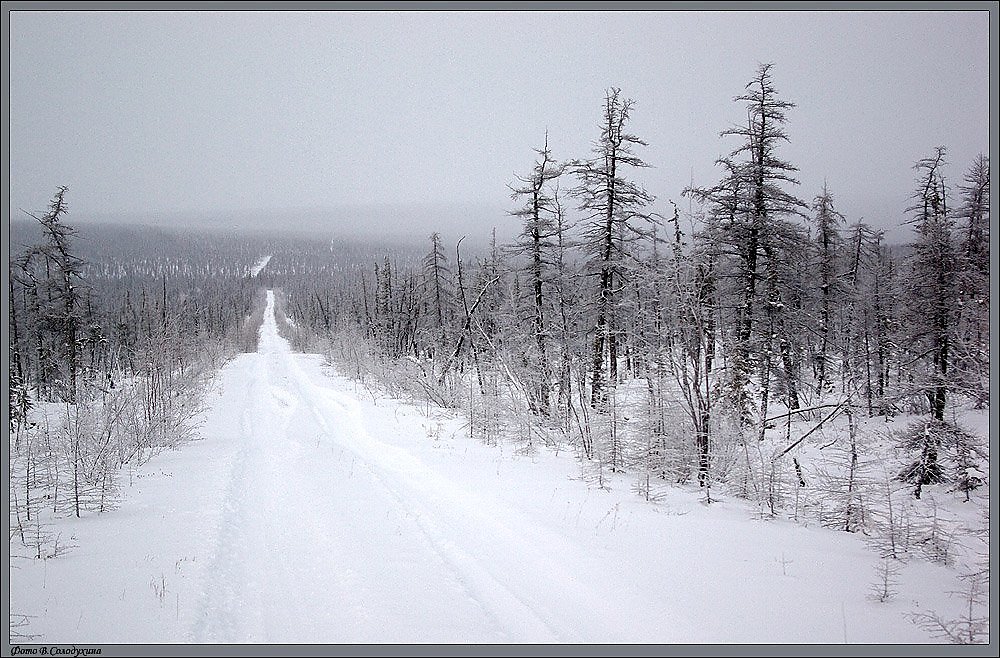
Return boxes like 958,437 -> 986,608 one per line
8,63 -> 990,643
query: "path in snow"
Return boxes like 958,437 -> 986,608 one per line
191,291 -> 521,642
10,290 -> 958,644
249,255 -> 272,277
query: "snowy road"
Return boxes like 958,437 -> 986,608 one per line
191,291 -> 661,642
191,290 -> 560,642
10,290 -> 954,644
249,255 -> 271,277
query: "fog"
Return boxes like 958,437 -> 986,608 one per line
9,10 -> 991,243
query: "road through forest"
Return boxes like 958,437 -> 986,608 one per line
191,290 -> 585,642
11,290 -> 944,644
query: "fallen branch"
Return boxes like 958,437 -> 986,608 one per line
775,397 -> 854,459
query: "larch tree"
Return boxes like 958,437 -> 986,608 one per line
722,63 -> 807,348
421,231 -> 453,358
572,87 -> 655,409
901,147 -> 959,498
907,147 -> 957,422
954,154 -> 989,406
23,186 -> 86,404
958,154 -> 990,277
689,63 -> 807,431
811,184 -> 846,394
509,133 -> 564,416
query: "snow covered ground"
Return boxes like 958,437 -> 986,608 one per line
8,291 -> 982,643
249,255 -> 271,277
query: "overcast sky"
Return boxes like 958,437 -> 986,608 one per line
9,10 -> 991,240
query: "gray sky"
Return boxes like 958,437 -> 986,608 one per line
9,10 -> 991,241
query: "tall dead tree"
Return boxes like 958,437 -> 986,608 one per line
24,187 -> 85,404
688,63 -> 807,427
509,133 -> 564,416
811,184 -> 845,394
954,154 -> 990,407
901,147 -> 958,498
572,88 -> 654,409
421,232 -> 452,357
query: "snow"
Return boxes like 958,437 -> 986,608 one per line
249,255 -> 271,277
8,291 -> 979,643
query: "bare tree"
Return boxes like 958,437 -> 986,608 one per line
509,133 -> 564,415
572,87 -> 655,409
954,154 -> 989,407
900,147 -> 959,497
420,232 -> 453,358
21,187 -> 85,403
810,184 -> 846,394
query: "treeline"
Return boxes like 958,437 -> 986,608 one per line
8,203 -> 266,555
274,66 -> 988,640
282,63 -> 989,505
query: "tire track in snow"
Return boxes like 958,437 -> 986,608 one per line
190,291 -> 516,642
280,365 -> 565,642
191,350 -> 288,642
192,290 -> 639,642
268,300 -> 624,642
257,293 -> 520,641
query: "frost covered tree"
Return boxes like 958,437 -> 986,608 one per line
420,232 -> 454,357
905,147 -> 958,423
810,184 -> 846,394
953,154 -> 989,406
546,189 -> 584,430
957,154 -> 990,282
17,187 -> 85,403
688,64 -> 807,432
899,147 -> 960,498
509,134 -> 564,415
572,87 -> 655,409
8,275 -> 32,431
667,219 -> 719,489
721,63 -> 807,349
